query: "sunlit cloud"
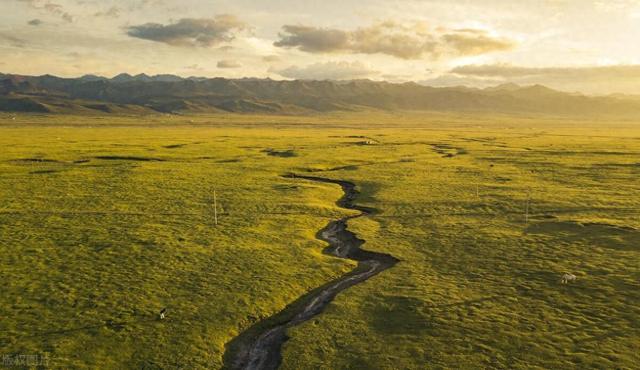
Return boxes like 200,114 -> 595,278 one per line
428,64 -> 640,94
271,61 -> 379,80
262,55 -> 281,63
451,64 -> 640,79
274,21 -> 515,59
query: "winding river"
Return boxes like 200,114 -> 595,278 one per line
223,175 -> 399,370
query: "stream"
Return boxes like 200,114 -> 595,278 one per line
223,175 -> 399,370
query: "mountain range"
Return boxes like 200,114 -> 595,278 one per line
1,72 -> 639,117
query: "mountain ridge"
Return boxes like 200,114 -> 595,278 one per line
1,72 -> 639,117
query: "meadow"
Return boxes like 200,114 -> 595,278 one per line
0,112 -> 638,369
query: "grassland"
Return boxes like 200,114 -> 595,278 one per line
1,112 -> 639,369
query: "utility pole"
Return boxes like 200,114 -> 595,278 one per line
213,190 -> 218,226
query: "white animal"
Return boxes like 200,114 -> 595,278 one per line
561,273 -> 577,284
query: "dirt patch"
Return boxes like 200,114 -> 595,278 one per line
12,158 -> 62,164
216,159 -> 241,163
163,144 -> 187,149
430,143 -> 467,158
29,169 -> 60,175
263,149 -> 297,158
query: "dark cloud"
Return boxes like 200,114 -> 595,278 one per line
127,15 -> 248,47
274,21 -> 514,60
217,60 -> 242,68
271,61 -> 379,80
28,18 -> 43,26
274,22 -> 434,59
274,25 -> 350,53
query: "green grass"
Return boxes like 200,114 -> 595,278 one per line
1,112 -> 639,369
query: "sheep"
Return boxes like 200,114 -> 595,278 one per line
561,273 -> 577,284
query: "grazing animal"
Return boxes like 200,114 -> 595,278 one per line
561,273 -> 577,284
159,308 -> 167,320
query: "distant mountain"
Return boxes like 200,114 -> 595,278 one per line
484,83 -> 522,92
1,72 -> 639,117
110,73 -> 143,83
609,93 -> 640,101
79,74 -> 108,82
107,73 -> 186,83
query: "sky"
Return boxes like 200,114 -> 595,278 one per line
2,0 -> 640,94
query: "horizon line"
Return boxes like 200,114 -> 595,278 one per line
2,71 -> 622,97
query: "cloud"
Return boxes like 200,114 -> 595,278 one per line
274,21 -> 514,60
17,0 -> 74,22
217,60 -> 242,68
271,61 -> 379,80
45,3 -> 72,22
381,73 -> 414,83
127,15 -> 248,47
0,33 -> 28,48
94,6 -> 121,18
441,29 -> 514,56
441,64 -> 640,94
274,25 -> 350,53
262,55 -> 281,63
28,18 -> 43,26
130,0 -> 165,10
185,64 -> 204,71
420,74 -> 503,88
594,0 -> 639,12
450,64 -> 640,80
